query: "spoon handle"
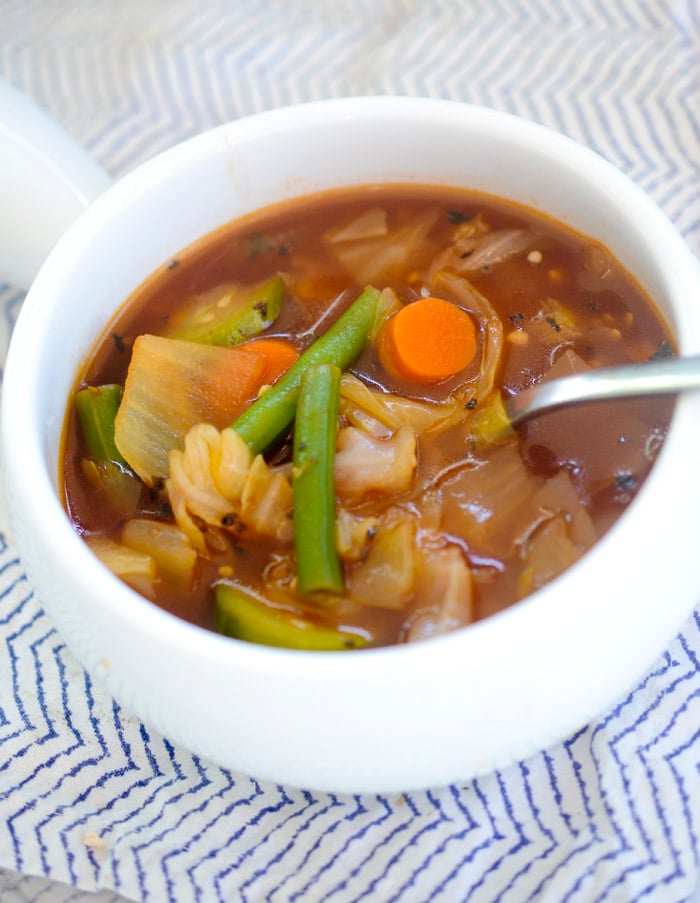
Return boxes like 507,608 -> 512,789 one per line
506,354 -> 700,427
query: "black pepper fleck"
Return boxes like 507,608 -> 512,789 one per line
615,472 -> 637,492
221,512 -> 246,531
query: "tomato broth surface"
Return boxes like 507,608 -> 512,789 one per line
63,186 -> 675,649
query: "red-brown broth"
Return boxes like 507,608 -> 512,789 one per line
62,185 -> 675,645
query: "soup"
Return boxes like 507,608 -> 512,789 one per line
62,186 -> 675,650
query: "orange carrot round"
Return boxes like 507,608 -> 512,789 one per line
378,296 -> 477,383
247,337 -> 300,385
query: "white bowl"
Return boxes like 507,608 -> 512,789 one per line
3,96 -> 700,793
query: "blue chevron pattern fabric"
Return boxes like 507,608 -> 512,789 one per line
1,1 -> 700,901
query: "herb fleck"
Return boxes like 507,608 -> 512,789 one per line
112,333 -> 126,352
167,258 -> 180,270
545,315 -> 561,332
246,233 -> 275,259
651,340 -> 675,361
446,210 -> 470,224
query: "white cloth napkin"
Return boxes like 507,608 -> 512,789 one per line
1,2 -> 699,900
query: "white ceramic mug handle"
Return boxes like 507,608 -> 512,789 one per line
0,81 -> 112,290
0,82 -> 112,538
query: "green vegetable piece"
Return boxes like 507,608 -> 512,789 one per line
81,458 -> 142,517
293,364 -> 343,596
214,584 -> 369,651
471,391 -> 516,444
169,274 -> 285,346
75,384 -> 126,465
231,285 -> 380,454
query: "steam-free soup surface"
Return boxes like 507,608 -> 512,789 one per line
63,186 -> 674,649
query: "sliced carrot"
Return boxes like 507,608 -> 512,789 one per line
247,337 -> 300,386
378,296 -> 477,383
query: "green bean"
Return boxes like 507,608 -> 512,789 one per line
293,363 -> 343,596
75,384 -> 126,464
231,286 -> 380,454
214,584 -> 369,650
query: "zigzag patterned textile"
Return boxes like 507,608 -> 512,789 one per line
1,1 -> 700,900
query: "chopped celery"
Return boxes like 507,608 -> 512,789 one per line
168,275 -> 285,346
471,391 -> 515,444
75,384 -> 126,464
80,459 -> 142,518
215,584 -> 369,650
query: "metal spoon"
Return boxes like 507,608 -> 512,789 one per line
505,354 -> 700,428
